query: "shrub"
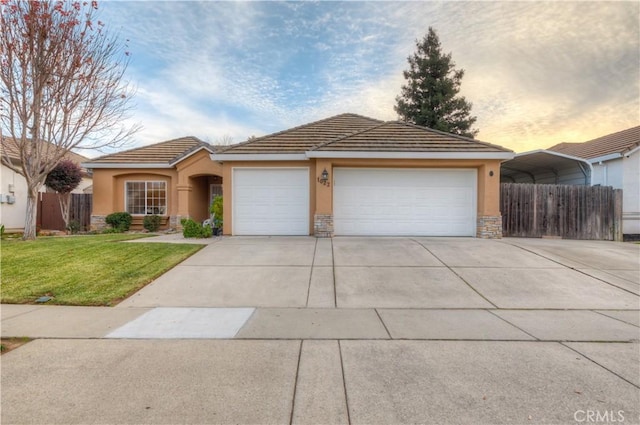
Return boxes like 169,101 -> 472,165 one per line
105,212 -> 132,232
66,220 -> 81,234
143,215 -> 162,232
181,218 -> 212,238
210,195 -> 223,228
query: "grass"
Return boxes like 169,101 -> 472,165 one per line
1,337 -> 31,354
1,234 -> 203,306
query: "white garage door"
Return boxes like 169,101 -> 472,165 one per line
334,168 -> 477,236
233,168 -> 309,235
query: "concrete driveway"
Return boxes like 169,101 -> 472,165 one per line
2,237 -> 639,424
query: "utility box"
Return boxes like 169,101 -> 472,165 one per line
0,194 -> 5,203
6,195 -> 15,204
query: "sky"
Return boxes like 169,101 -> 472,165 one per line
82,1 -> 639,158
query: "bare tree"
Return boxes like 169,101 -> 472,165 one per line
215,134 -> 235,146
0,0 -> 139,240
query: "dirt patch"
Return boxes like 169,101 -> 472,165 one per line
1,338 -> 31,354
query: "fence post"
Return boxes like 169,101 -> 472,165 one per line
613,189 -> 623,242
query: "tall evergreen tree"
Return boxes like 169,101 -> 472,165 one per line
395,27 -> 478,138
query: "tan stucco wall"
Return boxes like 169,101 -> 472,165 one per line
92,169 -> 177,216
221,158 -> 502,235
91,150 -> 223,229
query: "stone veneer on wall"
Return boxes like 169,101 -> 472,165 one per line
314,214 -> 333,238
476,215 -> 503,239
170,215 -> 183,230
90,215 -> 106,231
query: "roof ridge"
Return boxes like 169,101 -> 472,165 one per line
548,125 -> 640,157
169,138 -> 216,163
584,125 -> 640,144
217,113 -> 383,153
312,121 -> 389,150
314,120 -> 512,153
393,121 -> 513,152
1,136 -> 90,161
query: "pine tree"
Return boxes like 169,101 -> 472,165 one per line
394,27 -> 478,138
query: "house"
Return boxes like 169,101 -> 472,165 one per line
501,126 -> 639,238
549,126 -> 640,237
86,114 -> 514,238
0,138 -> 92,232
84,137 -> 221,230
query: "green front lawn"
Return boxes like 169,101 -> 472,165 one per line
1,234 -> 203,306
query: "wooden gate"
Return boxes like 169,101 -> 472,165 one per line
37,193 -> 93,231
501,183 -> 623,241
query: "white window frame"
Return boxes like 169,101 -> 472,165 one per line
209,183 -> 223,207
124,180 -> 168,216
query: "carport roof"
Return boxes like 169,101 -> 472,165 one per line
500,150 -> 592,185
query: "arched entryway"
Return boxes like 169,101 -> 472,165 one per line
187,174 -> 222,224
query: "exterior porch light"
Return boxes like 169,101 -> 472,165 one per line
318,168 -> 330,186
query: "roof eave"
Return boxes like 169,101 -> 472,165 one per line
625,145 -> 640,157
169,145 -> 217,166
82,162 -> 173,169
210,153 -> 309,162
306,151 -> 515,160
587,152 -> 623,163
513,149 -> 592,163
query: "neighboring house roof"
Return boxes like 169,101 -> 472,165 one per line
548,126 -> 640,161
1,137 -> 89,165
84,136 -> 218,168
313,121 -> 510,153
1,137 -> 90,175
218,113 -> 383,154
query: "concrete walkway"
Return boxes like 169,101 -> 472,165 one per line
2,237 -> 639,424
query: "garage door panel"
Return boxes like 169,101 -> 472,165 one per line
334,168 -> 476,236
233,168 -> 309,235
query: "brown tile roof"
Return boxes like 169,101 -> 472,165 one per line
1,137 -> 89,172
219,113 -> 383,154
87,136 -> 217,165
548,126 -> 640,160
314,121 -> 512,153
218,114 -> 511,155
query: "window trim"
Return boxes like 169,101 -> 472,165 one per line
124,180 -> 168,216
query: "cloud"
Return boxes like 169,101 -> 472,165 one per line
91,1 -> 638,155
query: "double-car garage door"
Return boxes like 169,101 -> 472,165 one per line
232,167 -> 477,236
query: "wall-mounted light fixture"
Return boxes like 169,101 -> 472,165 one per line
318,168 -> 330,187
489,170 -> 494,177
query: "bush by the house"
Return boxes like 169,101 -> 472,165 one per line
143,215 -> 162,232
181,218 -> 212,238
210,195 -> 223,229
66,220 -> 81,234
105,212 -> 132,232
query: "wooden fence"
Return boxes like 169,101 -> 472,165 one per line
501,183 -> 623,241
37,192 -> 93,232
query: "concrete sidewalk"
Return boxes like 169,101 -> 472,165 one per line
2,304 -> 639,342
2,338 -> 638,424
2,237 -> 639,424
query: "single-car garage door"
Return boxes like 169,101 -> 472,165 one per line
334,168 -> 477,236
233,168 -> 309,235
